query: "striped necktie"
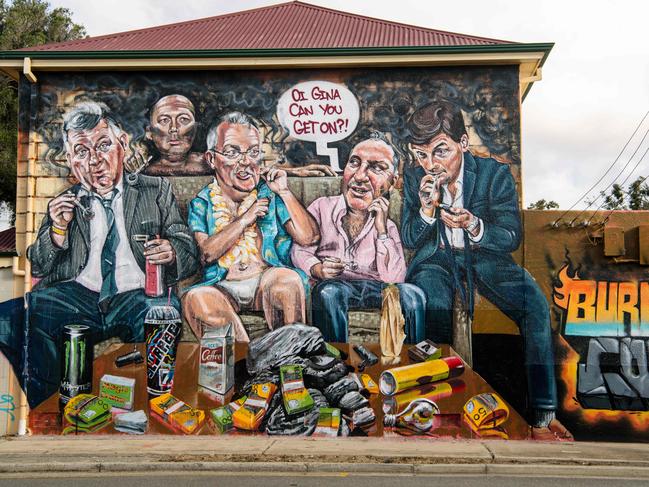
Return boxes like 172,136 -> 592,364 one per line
98,189 -> 119,311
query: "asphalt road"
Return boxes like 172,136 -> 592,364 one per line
0,473 -> 646,487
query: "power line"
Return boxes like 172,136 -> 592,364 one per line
566,124 -> 649,225
554,109 -> 649,224
577,127 -> 649,217
586,144 -> 649,226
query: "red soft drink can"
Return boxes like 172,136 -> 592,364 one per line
145,234 -> 165,297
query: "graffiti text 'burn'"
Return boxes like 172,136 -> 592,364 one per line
554,265 -> 649,336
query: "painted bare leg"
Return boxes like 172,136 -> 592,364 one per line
182,286 -> 250,342
256,267 -> 306,330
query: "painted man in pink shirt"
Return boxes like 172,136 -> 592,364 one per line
292,132 -> 426,343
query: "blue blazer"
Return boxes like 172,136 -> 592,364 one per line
400,151 -> 522,277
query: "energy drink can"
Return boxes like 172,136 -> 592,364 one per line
60,324 -> 93,411
145,305 -> 182,396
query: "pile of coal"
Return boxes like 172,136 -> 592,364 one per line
226,324 -> 374,436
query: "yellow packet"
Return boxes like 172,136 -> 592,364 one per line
463,392 -> 509,431
149,393 -> 205,434
361,374 -> 379,394
232,383 -> 277,430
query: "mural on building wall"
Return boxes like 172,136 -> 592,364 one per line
553,258 -> 649,440
0,66 -> 582,440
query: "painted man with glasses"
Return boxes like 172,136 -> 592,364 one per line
401,100 -> 572,441
183,112 -> 320,342
26,101 -> 197,408
292,132 -> 426,343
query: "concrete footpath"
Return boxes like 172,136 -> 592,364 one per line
0,437 -> 648,478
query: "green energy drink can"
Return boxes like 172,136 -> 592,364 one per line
60,324 -> 93,411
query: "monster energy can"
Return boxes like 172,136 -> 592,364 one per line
60,324 -> 93,411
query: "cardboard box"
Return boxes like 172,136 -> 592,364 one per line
198,324 -> 234,396
99,374 -> 135,410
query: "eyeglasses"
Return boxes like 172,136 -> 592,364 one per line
213,146 -> 263,162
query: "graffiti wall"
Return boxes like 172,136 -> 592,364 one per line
522,211 -> 649,442
0,64 -> 619,441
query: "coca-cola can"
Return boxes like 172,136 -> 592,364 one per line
198,323 -> 234,397
145,305 -> 182,396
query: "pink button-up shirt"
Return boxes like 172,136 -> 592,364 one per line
291,195 -> 406,283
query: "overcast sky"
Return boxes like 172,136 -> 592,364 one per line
48,0 -> 649,210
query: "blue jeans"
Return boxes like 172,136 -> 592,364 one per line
25,281 -> 180,409
0,297 -> 25,389
311,279 -> 426,344
407,248 -> 557,410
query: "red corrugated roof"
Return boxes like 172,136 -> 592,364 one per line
0,227 -> 15,253
21,1 -> 513,52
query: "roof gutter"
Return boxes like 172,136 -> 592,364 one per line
0,43 -> 553,98
0,43 -> 554,59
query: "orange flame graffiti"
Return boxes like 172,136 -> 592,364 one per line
554,263 -> 649,432
553,265 -> 579,310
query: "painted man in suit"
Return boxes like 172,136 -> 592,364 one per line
26,101 -> 198,408
401,100 -> 572,441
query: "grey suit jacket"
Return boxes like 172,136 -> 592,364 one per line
28,172 -> 198,290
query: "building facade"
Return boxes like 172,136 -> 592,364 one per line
0,1 -> 646,441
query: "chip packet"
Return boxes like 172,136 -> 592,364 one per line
280,365 -> 314,416
232,383 -> 277,430
325,342 -> 346,360
209,396 -> 247,434
149,393 -> 205,434
408,339 -> 442,362
463,392 -> 510,432
63,394 -> 112,434
312,408 -> 341,437
114,410 -> 148,435
99,374 -> 135,410
360,374 -> 379,394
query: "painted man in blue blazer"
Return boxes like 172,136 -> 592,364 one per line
401,100 -> 572,441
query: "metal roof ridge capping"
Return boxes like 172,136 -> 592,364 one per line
6,0 -> 519,53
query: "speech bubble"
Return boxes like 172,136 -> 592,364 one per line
277,81 -> 360,172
